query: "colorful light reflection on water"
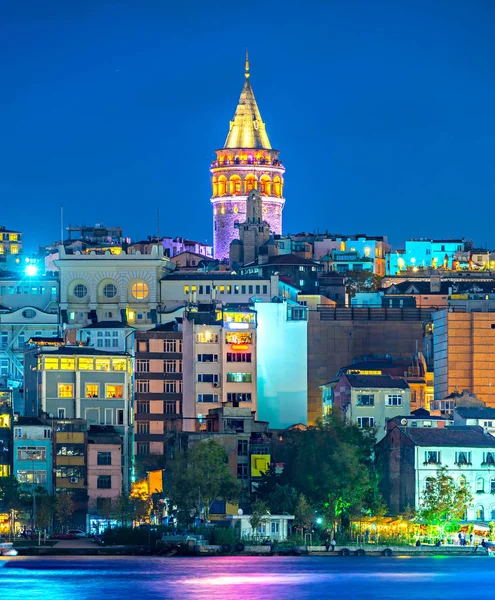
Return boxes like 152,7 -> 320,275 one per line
2,555 -> 495,600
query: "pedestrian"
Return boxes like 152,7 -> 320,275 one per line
330,537 -> 336,552
364,529 -> 370,544
415,539 -> 421,547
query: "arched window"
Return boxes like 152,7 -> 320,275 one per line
244,175 -> 257,193
218,176 -> 227,196
230,176 -> 242,196
103,283 -> 118,299
247,154 -> 254,164
233,205 -> 239,214
491,505 -> 495,520
260,175 -> 271,196
73,283 -> 88,299
131,282 -> 149,300
212,177 -> 218,197
273,176 -> 281,197
459,476 -> 467,488
476,505 -> 485,521
477,477 -> 484,493
234,155 -> 240,164
491,477 -> 495,494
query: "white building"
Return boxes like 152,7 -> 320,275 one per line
56,244 -> 174,330
231,513 -> 294,541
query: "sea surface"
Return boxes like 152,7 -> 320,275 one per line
1,555 -> 493,599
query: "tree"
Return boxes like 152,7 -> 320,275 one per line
55,491 -> 75,530
0,477 -> 21,512
293,494 -> 314,538
114,493 -> 133,526
264,484 -> 298,515
167,440 -> 240,525
134,453 -> 167,482
258,416 -> 380,531
33,488 -> 55,530
249,499 -> 270,535
345,271 -> 383,298
130,479 -> 152,523
417,467 -> 473,534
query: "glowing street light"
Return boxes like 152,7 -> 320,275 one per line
25,264 -> 38,276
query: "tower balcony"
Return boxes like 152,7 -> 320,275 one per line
211,195 -> 285,206
211,158 -> 284,169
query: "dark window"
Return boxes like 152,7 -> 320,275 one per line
136,401 -> 150,413
117,410 -> 124,425
237,440 -> 249,456
227,392 -> 252,403
262,285 -> 268,294
357,394 -> 374,407
226,353 -> 252,363
248,285 -> 253,294
206,285 -> 211,294
255,285 -> 261,294
97,475 -> 112,489
237,463 -> 248,479
97,452 -> 112,466
137,442 -> 150,455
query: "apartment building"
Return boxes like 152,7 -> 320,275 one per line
182,304 -> 258,432
13,417 -> 53,494
0,390 -> 12,478
134,323 -> 183,457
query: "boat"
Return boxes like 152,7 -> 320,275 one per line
0,542 -> 18,556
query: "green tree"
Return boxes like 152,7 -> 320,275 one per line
293,494 -> 315,538
167,440 -> 240,525
345,271 -> 383,298
265,484 -> 299,515
0,476 -> 21,512
55,491 -> 75,530
33,488 -> 55,530
259,416 -> 380,531
114,493 -> 133,526
417,467 -> 473,534
249,499 -> 270,535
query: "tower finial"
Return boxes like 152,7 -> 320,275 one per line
245,50 -> 250,79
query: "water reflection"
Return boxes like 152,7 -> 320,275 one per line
2,556 -> 495,600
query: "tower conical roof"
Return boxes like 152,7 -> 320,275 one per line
223,57 -> 271,150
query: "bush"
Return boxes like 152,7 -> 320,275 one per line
213,527 -> 240,546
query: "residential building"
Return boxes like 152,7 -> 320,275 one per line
377,425 -> 495,520
78,321 -> 133,353
0,226 -> 23,271
134,323 -> 183,457
67,224 -> 125,245
240,254 -> 323,295
331,373 -> 410,441
0,390 -> 12,478
56,243 -> 174,330
313,234 -> 390,276
307,306 -> 436,425
387,238 -> 469,274
182,304 -> 258,432
453,405 -> 495,436
87,426 -> 123,533
170,251 -> 211,270
160,272 -> 278,312
53,418 -> 88,529
230,513 -> 294,541
23,346 -> 133,488
13,417 -> 53,494
211,56 -> 285,259
385,409 -> 453,431
433,308 -> 495,406
160,237 -> 213,260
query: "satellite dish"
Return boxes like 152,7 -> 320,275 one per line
49,413 -> 54,418
401,418 -> 408,425
237,508 -> 243,516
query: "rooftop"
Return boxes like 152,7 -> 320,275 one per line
455,406 -> 495,420
81,321 -> 132,330
345,374 -> 410,390
243,254 -> 320,268
399,426 -> 495,447
162,272 -> 270,281
35,345 -> 129,357
88,426 -> 122,445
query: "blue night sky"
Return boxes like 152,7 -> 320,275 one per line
1,0 -> 495,251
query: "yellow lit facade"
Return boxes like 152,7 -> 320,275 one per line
211,55 -> 286,259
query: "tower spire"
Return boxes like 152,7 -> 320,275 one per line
245,50 -> 250,79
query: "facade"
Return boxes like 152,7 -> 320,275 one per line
182,304 -> 258,432
231,513 -> 294,541
229,189 -> 271,267
134,324 -> 183,457
23,346 -> 132,488
377,425 -> 495,520
240,254 -> 323,295
0,226 -> 23,271
13,417 -> 53,493
433,309 -> 495,406
256,301 -> 308,429
387,239 -> 468,274
56,244 -> 174,330
313,234 -> 390,276
211,56 -> 285,259
87,426 -> 123,532
0,390 -> 12,478
332,373 -> 410,441
53,418 -> 88,528
78,321 -> 133,353
453,406 -> 495,436
160,272 -> 278,312
160,237 -> 213,259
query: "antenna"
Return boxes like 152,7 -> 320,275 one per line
60,206 -> 64,243
157,208 -> 160,242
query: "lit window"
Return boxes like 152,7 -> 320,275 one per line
78,357 -> 94,370
58,384 -> 73,398
112,358 -> 126,371
86,384 -> 99,398
131,282 -> 149,299
9,234 -> 18,242
103,283 -> 117,298
226,372 -> 252,383
10,245 -> 18,254
44,357 -> 59,370
106,385 -> 123,399
0,246 -> 3,254
60,358 -> 75,370
95,358 -> 110,371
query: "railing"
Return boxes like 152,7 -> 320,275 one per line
316,306 -> 441,321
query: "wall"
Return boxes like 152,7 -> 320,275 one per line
256,303 -> 307,429
87,443 -> 122,502
307,310 -> 426,425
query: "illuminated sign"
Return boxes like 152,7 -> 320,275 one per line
231,344 -> 249,351
251,454 -> 270,477
226,323 -> 249,330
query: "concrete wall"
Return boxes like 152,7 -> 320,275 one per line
307,311 -> 425,425
87,443 -> 122,503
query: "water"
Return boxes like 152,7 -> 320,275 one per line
1,555 -> 494,599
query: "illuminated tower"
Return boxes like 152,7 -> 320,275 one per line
211,54 -> 285,260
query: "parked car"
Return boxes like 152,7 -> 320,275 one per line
67,529 -> 86,538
